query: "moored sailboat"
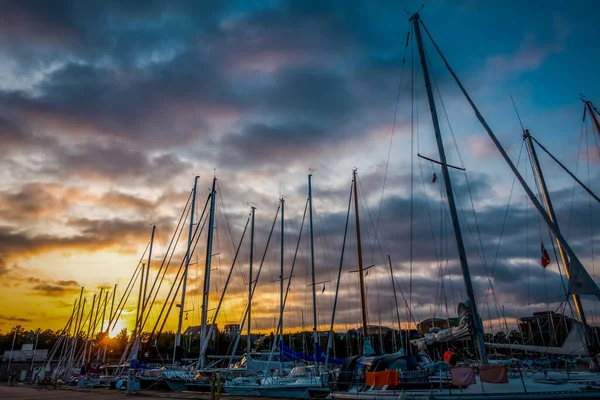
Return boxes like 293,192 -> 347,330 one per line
331,11 -> 600,399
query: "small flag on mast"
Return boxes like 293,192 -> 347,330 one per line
432,173 -> 437,183
321,284 -> 326,293
541,243 -> 551,268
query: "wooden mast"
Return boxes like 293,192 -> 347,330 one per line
411,12 -> 488,363
352,169 -> 369,341
524,129 -> 591,349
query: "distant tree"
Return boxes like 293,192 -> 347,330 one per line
508,329 -> 522,344
493,332 -> 508,344
112,328 -> 129,355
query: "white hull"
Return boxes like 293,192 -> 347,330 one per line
331,374 -> 600,400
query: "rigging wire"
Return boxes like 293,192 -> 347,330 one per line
566,116 -> 587,239
374,24 -> 411,250
424,39 -> 506,324
585,118 -> 598,322
356,175 -> 418,327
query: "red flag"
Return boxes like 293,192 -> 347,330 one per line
432,173 -> 437,183
541,243 -> 551,268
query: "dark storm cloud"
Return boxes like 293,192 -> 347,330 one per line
225,172 -> 599,328
0,314 -> 31,323
0,0 -> 597,330
32,281 -> 80,297
0,0 -> 414,177
0,217 -> 167,261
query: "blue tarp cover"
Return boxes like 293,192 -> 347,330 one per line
279,341 -> 344,365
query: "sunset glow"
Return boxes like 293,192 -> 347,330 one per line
0,1 -> 598,337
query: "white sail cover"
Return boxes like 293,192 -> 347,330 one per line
568,258 -> 600,299
410,302 -> 472,351
486,323 -> 588,356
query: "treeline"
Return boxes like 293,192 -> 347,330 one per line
6,325 -> 583,363
0,326 -> 418,363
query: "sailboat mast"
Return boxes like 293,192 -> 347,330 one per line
89,288 -> 104,363
134,263 -> 144,340
280,196 -> 285,372
199,177 -> 217,368
174,176 -> 198,363
352,169 -> 369,339
418,13 -> 600,319
143,226 -> 155,315
411,13 -> 488,363
308,174 -> 319,364
585,100 -> 600,137
248,206 -> 256,354
83,292 -> 97,364
524,129 -> 591,345
387,255 -> 404,352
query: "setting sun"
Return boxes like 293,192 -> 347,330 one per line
109,321 -> 126,338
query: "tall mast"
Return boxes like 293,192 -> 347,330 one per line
89,287 -> 104,363
199,176 -> 217,368
73,287 -> 84,338
584,100 -> 600,137
174,176 -> 198,364
103,284 -> 117,364
352,169 -> 369,340
96,290 -> 108,363
308,174 -> 319,364
247,206 -> 256,354
524,129 -> 590,346
279,196 -> 285,372
83,293 -> 97,364
134,263 -> 145,341
143,225 -> 156,316
417,13 -> 600,322
388,255 -> 404,352
411,13 -> 488,363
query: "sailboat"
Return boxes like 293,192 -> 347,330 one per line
331,11 -> 600,399
219,174 -> 333,399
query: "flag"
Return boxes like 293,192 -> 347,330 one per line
321,283 -> 326,293
432,173 -> 437,183
541,243 -> 551,268
365,270 -> 369,276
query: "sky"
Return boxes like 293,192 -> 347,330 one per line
0,0 -> 599,338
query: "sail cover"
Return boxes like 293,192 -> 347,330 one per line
279,341 -> 344,365
567,258 -> 600,299
486,323 -> 588,356
410,302 -> 473,351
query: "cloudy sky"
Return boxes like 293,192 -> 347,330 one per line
0,0 -> 599,339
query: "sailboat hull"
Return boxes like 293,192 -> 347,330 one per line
332,391 -> 600,400
331,375 -> 600,400
183,381 -> 212,392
